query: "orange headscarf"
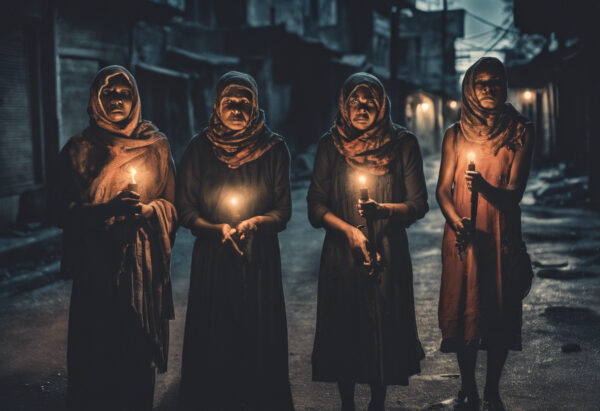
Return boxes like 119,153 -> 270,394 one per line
205,71 -> 281,169
330,72 -> 407,175
460,57 -> 528,154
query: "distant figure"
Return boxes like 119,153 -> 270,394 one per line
436,57 -> 534,411
49,65 -> 177,410
176,71 -> 294,410
307,72 -> 428,411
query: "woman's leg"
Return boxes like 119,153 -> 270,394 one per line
457,340 -> 480,401
484,345 -> 508,401
368,384 -> 386,411
338,380 -> 355,411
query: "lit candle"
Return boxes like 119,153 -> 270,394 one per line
128,167 -> 138,192
467,152 -> 476,171
358,174 -> 369,202
229,195 -> 241,224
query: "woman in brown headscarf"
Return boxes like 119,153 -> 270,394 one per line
436,57 -> 534,410
176,71 -> 293,410
307,72 -> 428,410
49,65 -> 177,410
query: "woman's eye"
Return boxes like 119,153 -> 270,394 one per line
102,89 -> 110,95
350,98 -> 358,105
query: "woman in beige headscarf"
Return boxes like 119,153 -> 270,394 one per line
50,65 -> 177,411
437,57 -> 534,410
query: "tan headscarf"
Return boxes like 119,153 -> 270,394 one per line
87,65 -> 148,138
331,72 -> 407,175
205,71 -> 281,168
460,57 -> 527,154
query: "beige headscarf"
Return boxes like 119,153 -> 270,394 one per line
460,57 -> 527,154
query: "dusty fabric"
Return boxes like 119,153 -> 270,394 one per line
460,57 -> 527,155
330,72 -> 408,175
176,134 -> 293,409
438,121 -> 531,353
50,66 -> 177,409
205,71 -> 282,169
307,130 -> 428,385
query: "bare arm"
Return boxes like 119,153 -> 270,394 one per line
436,127 -> 463,231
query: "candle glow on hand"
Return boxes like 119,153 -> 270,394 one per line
130,167 -> 137,184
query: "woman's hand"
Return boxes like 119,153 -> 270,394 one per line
135,203 -> 155,220
452,217 -> 472,252
465,170 -> 486,192
219,223 -> 243,256
236,218 -> 258,240
105,190 -> 140,217
357,199 -> 389,220
345,226 -> 372,265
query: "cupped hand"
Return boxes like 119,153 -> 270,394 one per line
465,170 -> 485,192
106,190 -> 140,217
453,217 -> 472,251
236,219 -> 258,240
357,199 -> 389,220
220,223 -> 243,256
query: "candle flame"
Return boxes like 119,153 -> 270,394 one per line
129,167 -> 137,184
230,196 -> 238,207
358,175 -> 367,185
467,152 -> 475,163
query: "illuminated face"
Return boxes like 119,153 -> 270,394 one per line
219,87 -> 253,131
474,71 -> 504,110
347,86 -> 378,130
100,76 -> 133,122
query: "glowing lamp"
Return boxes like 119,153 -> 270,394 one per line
448,100 -> 458,109
128,167 -> 138,192
421,102 -> 430,112
522,90 -> 534,103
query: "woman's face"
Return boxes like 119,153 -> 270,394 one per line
474,70 -> 504,110
219,87 -> 253,131
347,86 -> 378,130
100,76 -> 133,122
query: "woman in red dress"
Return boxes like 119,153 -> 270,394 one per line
436,57 -> 534,411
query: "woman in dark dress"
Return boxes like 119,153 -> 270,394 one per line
50,65 -> 177,410
177,71 -> 293,410
436,57 -> 534,411
307,72 -> 428,411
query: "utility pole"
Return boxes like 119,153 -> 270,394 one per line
389,1 -> 401,122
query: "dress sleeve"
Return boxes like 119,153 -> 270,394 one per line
264,141 -> 292,232
306,135 -> 333,228
399,133 -> 429,226
175,136 -> 204,229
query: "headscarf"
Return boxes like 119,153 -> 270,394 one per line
205,71 -> 281,168
460,57 -> 527,154
330,72 -> 407,175
88,65 -> 152,139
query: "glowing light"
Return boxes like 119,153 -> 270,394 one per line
421,102 -> 430,112
467,152 -> 475,163
448,100 -> 458,109
129,167 -> 137,184
230,196 -> 239,207
522,90 -> 534,102
358,175 -> 367,187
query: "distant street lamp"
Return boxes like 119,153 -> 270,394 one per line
421,102 -> 430,112
448,100 -> 458,109
521,90 -> 534,103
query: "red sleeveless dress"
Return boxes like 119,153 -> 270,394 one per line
439,123 -> 525,352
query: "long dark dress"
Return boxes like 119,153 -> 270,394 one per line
176,133 -> 293,410
307,131 -> 428,385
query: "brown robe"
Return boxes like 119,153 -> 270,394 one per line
50,65 -> 177,409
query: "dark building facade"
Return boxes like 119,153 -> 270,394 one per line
0,0 -> 465,228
